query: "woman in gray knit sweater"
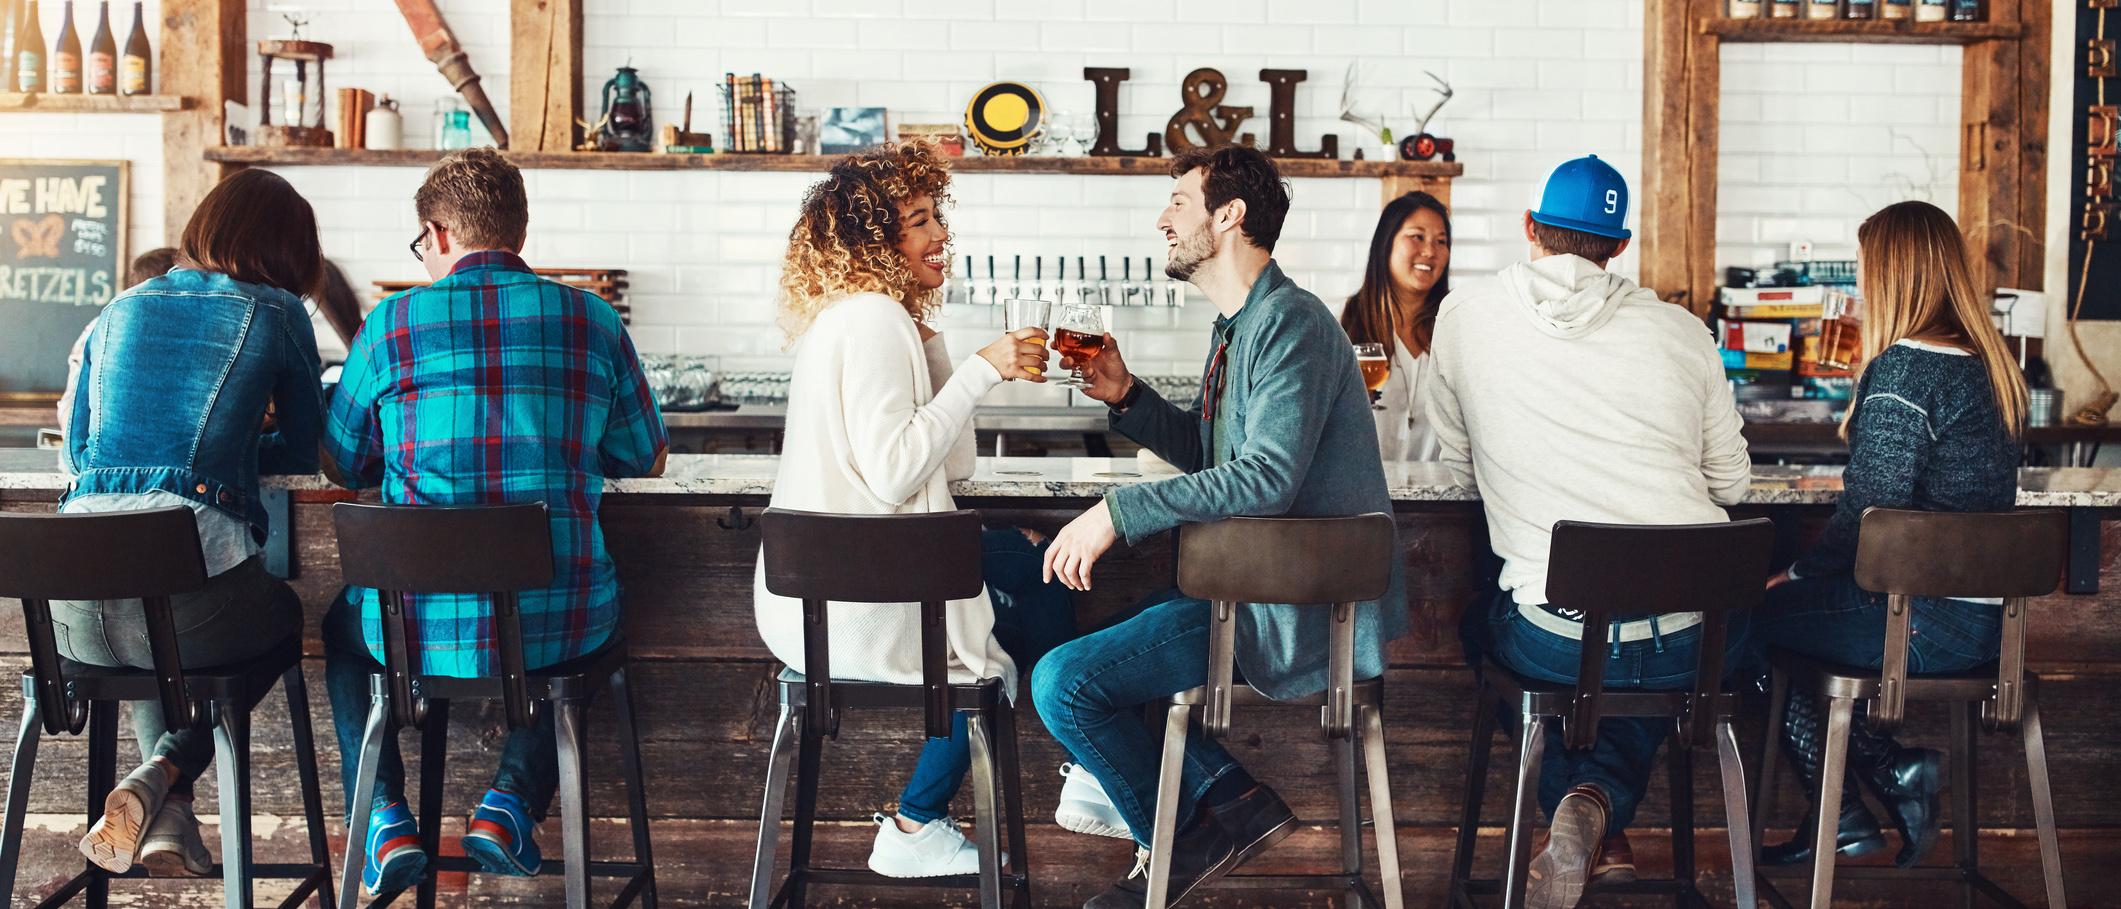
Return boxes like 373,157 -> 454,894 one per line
1748,201 -> 2030,869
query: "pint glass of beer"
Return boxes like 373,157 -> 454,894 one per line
1355,343 -> 1389,410
1002,298 -> 1052,378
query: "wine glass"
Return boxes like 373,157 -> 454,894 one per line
1044,111 -> 1074,157
1002,298 -> 1052,380
1053,303 -> 1107,390
1069,110 -> 1096,156
1355,343 -> 1389,410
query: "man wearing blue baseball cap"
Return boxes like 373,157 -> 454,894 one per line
1423,155 -> 1751,909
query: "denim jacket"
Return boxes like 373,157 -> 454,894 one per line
1104,260 -> 1409,701
62,268 -> 325,543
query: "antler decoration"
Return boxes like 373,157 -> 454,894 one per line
1338,62 -> 1387,144
1410,71 -> 1454,138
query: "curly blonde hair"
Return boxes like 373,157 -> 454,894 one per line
778,141 -> 954,344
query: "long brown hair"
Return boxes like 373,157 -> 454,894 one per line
1340,192 -> 1451,358
175,169 -> 325,299
1845,201 -> 2027,439
777,141 -> 953,344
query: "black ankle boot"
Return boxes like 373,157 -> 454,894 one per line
1763,687 -> 1888,867
1846,703 -> 1944,868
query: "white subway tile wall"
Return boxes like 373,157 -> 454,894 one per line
26,1 -> 1959,372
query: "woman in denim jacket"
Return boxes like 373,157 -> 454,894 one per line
57,169 -> 326,877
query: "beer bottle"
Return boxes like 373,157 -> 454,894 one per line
51,0 -> 80,93
120,0 -> 147,94
1844,0 -> 1875,18
86,1 -> 113,94
15,1 -> 43,93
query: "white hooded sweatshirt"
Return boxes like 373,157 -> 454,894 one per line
1424,254 -> 1750,639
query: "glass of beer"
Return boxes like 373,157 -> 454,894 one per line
1053,302 -> 1107,390
1355,343 -> 1390,410
1002,298 -> 1052,379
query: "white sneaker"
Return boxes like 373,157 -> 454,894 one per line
1055,763 -> 1131,840
138,799 -> 214,877
865,812 -> 1005,878
80,759 -> 172,873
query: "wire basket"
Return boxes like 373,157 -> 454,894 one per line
721,74 -> 798,153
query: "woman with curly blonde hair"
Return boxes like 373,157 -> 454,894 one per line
753,142 -> 1074,879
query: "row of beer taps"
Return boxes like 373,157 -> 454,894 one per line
947,254 -> 1186,308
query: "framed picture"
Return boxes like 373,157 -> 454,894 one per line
820,107 -> 888,154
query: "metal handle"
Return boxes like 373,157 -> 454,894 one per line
1204,600 -> 1237,740
1872,593 -> 1914,736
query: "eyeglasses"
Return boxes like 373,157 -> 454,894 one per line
409,223 -> 429,262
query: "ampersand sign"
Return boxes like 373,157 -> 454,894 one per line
11,214 -> 64,259
1165,68 -> 1254,154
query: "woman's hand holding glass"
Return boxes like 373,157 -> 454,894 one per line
978,328 -> 1052,382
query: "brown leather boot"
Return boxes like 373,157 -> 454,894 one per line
1590,833 -> 1636,884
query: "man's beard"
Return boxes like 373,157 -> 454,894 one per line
1164,224 -> 1216,282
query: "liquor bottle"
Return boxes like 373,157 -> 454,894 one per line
1915,0 -> 1946,20
51,1 -> 80,93
15,1 -> 43,92
1728,0 -> 1760,17
120,1 -> 147,94
1844,0 -> 1875,18
1807,0 -> 1840,18
1881,0 -> 1911,19
85,1 -> 112,94
1770,0 -> 1800,18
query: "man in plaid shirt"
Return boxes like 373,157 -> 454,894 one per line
321,148 -> 667,893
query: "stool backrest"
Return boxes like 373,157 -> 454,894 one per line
1176,513 -> 1396,741
0,508 -> 208,735
331,502 -> 554,731
759,508 -> 984,740
1852,508 -> 2065,735
1546,518 -> 1776,749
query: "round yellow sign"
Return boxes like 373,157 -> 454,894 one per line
982,94 -> 1029,132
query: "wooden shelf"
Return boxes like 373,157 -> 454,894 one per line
1700,17 -> 2022,44
202,146 -> 1464,180
0,93 -> 190,112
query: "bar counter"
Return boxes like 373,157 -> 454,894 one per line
0,448 -> 2117,906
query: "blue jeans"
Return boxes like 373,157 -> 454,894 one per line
322,589 -> 560,821
1030,590 -> 1242,847
896,528 -> 1079,824
1742,574 -> 2001,676
1462,588 -> 1751,835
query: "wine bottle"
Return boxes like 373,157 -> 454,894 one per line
85,1 -> 112,94
15,1 -> 43,93
51,0 -> 79,93
120,1 -> 148,94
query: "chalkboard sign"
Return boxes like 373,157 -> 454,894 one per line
0,159 -> 129,402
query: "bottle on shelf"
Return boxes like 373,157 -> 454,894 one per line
119,0 -> 147,95
1728,0 -> 1761,17
51,0 -> 80,93
1881,0 -> 1911,19
365,93 -> 403,149
85,1 -> 112,94
1844,0 -> 1876,18
1807,0 -> 1839,18
1948,0 -> 1981,21
1769,0 -> 1800,18
14,2 -> 44,93
1915,0 -> 1946,20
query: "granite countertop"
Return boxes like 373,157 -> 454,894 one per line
6,448 -> 2121,506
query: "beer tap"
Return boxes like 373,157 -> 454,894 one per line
1144,257 -> 1167,307
1055,255 -> 1067,303
959,255 -> 974,306
1077,256 -> 1093,307
1011,255 -> 1022,301
986,255 -> 998,307
1122,258 -> 1139,305
1033,256 -> 1044,300
1098,255 -> 1112,307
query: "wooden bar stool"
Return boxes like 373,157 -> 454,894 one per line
1139,513 -> 1404,909
1752,508 -> 2067,909
332,502 -> 656,909
747,508 -> 1030,909
0,507 -> 335,909
1448,518 -> 1774,909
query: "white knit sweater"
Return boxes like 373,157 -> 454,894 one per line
752,293 -> 1017,696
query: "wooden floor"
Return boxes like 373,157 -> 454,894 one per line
0,489 -> 2116,907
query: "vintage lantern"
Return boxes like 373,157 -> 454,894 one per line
257,39 -> 335,148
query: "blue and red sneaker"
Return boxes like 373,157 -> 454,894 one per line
461,789 -> 543,877
362,801 -> 427,895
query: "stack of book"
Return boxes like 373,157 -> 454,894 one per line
722,73 -> 796,153
1718,274 -> 1860,409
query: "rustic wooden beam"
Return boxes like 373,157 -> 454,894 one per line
509,0 -> 581,153
158,0 -> 243,243
2014,0 -> 2050,292
1381,174 -> 1450,210
1959,0 -> 2033,295
1642,0 -> 1719,314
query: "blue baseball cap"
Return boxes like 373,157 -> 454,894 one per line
1530,154 -> 1631,240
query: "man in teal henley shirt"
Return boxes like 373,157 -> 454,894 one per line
1032,147 -> 1408,909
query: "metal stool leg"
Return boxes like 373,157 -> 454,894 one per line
1753,670 -> 1788,869
786,705 -> 824,909
1335,727 -> 1361,909
993,698 -> 1031,908
748,703 -> 798,909
213,700 -> 255,909
1143,702 -> 1192,909
2018,698 -> 2065,909
967,709 -> 1004,909
1806,696 -> 1855,909
1952,702 -> 1979,909
1716,718 -> 1757,909
86,700 -> 117,909
1450,685 -> 1499,903
610,667 -> 657,909
338,685 -> 393,909
284,665 -> 336,909
0,691 -> 43,909
1360,704 -> 1404,909
555,698 -> 591,909
1668,716 -> 1698,905
1501,711 -> 1547,909
414,699 -> 449,909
